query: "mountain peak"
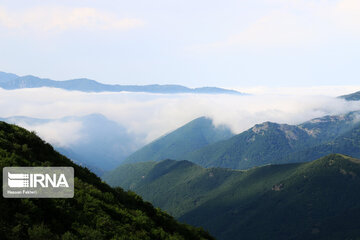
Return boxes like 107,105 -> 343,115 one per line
0,71 -> 19,83
251,121 -> 283,134
123,116 -> 234,164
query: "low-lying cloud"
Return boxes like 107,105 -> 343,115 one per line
1,87 -> 360,148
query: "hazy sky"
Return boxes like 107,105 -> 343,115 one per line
0,0 -> 359,88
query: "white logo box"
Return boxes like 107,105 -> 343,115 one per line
3,167 -> 74,198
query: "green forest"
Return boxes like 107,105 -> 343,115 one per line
105,155 -> 360,240
0,121 -> 214,240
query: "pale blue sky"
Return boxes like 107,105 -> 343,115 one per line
0,0 -> 359,88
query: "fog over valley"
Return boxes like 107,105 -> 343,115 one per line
1,87 -> 360,150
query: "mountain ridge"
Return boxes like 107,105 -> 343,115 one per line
184,111 -> 360,169
121,111 -> 360,169
0,71 -> 244,95
104,154 -> 360,240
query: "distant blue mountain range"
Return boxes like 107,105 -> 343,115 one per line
0,71 -> 244,94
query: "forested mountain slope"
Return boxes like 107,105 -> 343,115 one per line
105,155 -> 360,240
0,121 -> 213,240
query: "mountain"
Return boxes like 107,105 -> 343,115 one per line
0,71 -> 243,95
104,154 -> 360,240
0,121 -> 213,240
284,123 -> 360,163
339,90 -> 360,101
123,117 -> 234,164
1,114 -> 144,173
184,111 -> 360,169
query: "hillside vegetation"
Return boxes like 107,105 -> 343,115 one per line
0,121 -> 213,240
104,155 -> 360,240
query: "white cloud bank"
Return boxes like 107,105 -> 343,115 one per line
0,6 -> 144,33
1,87 -> 360,148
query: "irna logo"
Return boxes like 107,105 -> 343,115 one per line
3,167 -> 74,198
7,172 -> 69,188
